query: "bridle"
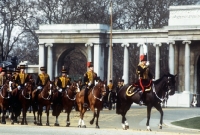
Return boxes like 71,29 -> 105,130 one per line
92,82 -> 106,101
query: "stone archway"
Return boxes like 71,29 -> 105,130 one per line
56,44 -> 87,81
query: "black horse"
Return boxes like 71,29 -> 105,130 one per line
116,73 -> 177,131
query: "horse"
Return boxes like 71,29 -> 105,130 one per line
52,82 -> 79,126
76,81 -> 106,128
18,81 -> 33,125
36,80 -> 53,126
9,81 -> 33,125
0,80 -> 11,124
116,73 -> 177,131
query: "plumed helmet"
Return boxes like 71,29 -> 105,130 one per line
87,62 -> 93,68
20,65 -> 26,69
140,54 -> 147,61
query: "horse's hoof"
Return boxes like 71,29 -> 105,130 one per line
46,123 -> 50,126
66,123 -> 70,127
21,122 -> 24,125
37,123 -> 42,126
90,120 -> 94,125
34,121 -> 37,125
159,126 -> 162,129
54,123 -> 59,126
82,125 -> 86,128
78,125 -> 81,128
96,125 -> 100,128
11,121 -> 14,125
1,121 -> 6,124
125,125 -> 129,129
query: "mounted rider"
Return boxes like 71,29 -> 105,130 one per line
56,67 -> 71,92
83,62 -> 97,108
136,54 -> 153,105
36,67 -> 50,91
15,65 -> 31,90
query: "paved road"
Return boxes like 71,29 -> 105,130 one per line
0,106 -> 200,135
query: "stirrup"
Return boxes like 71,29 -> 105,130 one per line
139,100 -> 143,106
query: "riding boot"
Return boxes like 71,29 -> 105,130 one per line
83,87 -> 89,107
139,91 -> 144,106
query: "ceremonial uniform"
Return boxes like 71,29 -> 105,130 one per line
16,65 -> 30,89
136,54 -> 153,105
36,67 -> 50,89
83,62 -> 97,107
57,68 -> 71,92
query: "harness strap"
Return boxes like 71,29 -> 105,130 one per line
92,88 -> 104,101
152,84 -> 163,102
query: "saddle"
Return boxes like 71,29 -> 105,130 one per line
126,80 -> 152,96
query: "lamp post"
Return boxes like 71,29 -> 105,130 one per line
108,0 -> 113,84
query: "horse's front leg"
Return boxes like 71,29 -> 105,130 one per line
66,112 -> 70,127
95,109 -> 100,128
78,108 -> 86,128
21,107 -> 25,125
89,106 -> 95,125
154,103 -> 163,129
46,105 -> 50,126
37,105 -> 42,126
1,108 -> 6,124
146,105 -> 152,131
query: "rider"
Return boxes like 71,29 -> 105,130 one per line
136,54 -> 153,105
83,62 -> 97,107
36,67 -> 50,91
15,65 -> 30,90
0,67 -> 7,89
57,67 -> 71,92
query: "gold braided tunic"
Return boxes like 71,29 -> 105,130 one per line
59,76 -> 70,88
84,70 -> 97,85
38,73 -> 49,86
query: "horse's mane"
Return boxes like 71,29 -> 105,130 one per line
153,74 -> 169,85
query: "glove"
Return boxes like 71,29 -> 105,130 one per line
24,83 -> 27,86
67,85 -> 69,88
58,88 -> 62,92
17,86 -> 21,90
37,86 -> 42,90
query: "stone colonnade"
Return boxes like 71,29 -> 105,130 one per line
38,40 -> 191,92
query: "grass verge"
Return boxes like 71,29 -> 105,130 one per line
171,117 -> 200,130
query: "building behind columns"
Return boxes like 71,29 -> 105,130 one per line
32,5 -> 200,107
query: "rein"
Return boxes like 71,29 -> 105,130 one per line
66,89 -> 76,101
22,89 -> 31,100
0,85 -> 10,99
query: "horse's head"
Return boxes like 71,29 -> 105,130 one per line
24,81 -> 33,95
166,73 -> 177,96
96,81 -> 107,97
68,82 -> 79,94
43,81 -> 53,96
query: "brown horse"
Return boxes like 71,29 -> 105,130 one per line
18,81 -> 33,125
52,82 -> 79,126
10,81 -> 33,125
0,80 -> 11,124
76,81 -> 106,128
36,80 -> 53,126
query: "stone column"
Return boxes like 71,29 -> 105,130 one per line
45,43 -> 53,80
183,41 -> 191,93
168,41 -> 175,74
93,44 -> 101,78
121,43 -> 129,84
137,43 -> 144,56
85,43 -> 93,63
38,43 -> 45,73
153,43 -> 162,80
